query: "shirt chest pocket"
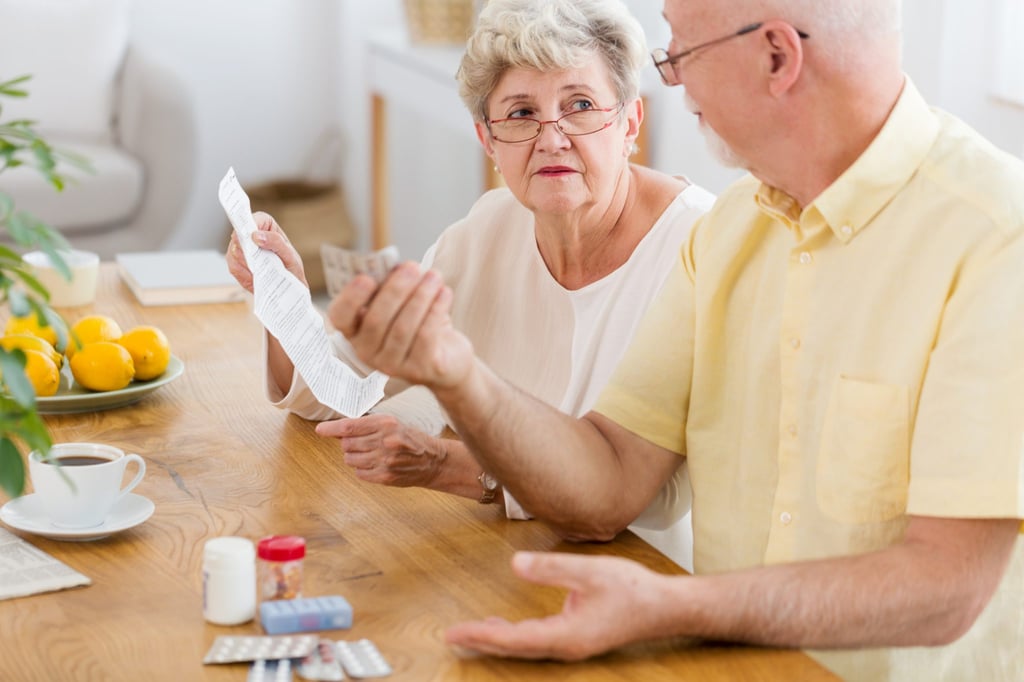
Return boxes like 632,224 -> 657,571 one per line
817,375 -> 910,523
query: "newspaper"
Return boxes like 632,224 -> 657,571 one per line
0,527 -> 91,601
218,167 -> 391,417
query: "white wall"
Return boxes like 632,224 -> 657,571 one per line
126,0 -> 1024,256
127,0 -> 343,251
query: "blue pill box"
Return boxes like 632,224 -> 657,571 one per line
259,596 -> 353,635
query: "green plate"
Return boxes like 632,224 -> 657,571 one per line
37,355 -> 185,414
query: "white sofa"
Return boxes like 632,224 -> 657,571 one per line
0,0 -> 195,259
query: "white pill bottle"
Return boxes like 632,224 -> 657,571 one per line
203,536 -> 256,625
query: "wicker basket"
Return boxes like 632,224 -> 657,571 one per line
403,0 -> 478,45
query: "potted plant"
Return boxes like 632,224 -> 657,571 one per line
0,74 -> 87,498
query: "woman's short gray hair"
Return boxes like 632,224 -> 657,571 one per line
456,0 -> 648,123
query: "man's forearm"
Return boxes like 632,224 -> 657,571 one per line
659,517 -> 1018,648
433,360 -> 640,539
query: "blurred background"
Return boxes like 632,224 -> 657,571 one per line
2,0 -> 1023,263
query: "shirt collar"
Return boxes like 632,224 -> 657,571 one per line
756,76 -> 940,243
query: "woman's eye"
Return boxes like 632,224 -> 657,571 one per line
569,99 -> 596,112
508,108 -> 535,119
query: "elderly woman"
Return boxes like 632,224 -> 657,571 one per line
227,0 -> 713,564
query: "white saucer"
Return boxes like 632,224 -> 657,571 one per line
0,493 -> 155,542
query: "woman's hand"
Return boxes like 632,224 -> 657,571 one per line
317,414 -> 448,488
225,211 -> 308,292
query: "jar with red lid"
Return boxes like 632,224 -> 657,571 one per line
257,535 -> 305,602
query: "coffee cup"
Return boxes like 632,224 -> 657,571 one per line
22,249 -> 100,308
29,443 -> 146,529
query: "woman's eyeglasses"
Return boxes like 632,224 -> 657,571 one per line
487,103 -> 624,143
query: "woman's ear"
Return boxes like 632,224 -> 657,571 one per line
624,97 -> 644,154
762,20 -> 804,97
475,121 -> 495,157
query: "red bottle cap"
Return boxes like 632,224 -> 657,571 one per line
257,535 -> 306,561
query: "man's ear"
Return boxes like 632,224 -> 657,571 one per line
763,20 -> 804,97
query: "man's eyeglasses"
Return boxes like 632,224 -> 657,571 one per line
651,22 -> 810,86
487,103 -> 624,143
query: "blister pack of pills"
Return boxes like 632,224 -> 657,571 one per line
335,639 -> 392,678
248,658 -> 292,682
296,639 -> 345,681
203,634 -> 319,664
321,244 -> 400,298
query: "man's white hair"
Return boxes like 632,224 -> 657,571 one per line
746,0 -> 902,69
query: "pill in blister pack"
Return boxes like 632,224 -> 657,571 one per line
249,659 -> 292,682
321,244 -> 401,298
296,639 -> 345,681
203,634 -> 319,664
335,639 -> 391,678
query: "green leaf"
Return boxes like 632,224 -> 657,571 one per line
0,438 -> 26,498
18,411 -> 52,454
6,287 -> 30,317
7,211 -> 32,243
37,302 -> 69,351
0,243 -> 20,263
7,266 -> 50,301
36,248 -> 71,282
0,74 -> 32,94
0,348 -> 35,409
0,192 -> 12,220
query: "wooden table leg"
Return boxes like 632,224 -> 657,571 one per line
371,93 -> 389,249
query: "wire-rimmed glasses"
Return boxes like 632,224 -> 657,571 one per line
651,22 -> 810,86
487,103 -> 625,143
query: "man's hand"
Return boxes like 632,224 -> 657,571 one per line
445,552 -> 673,660
317,414 -> 447,488
327,262 -> 475,391
444,517 -> 1019,660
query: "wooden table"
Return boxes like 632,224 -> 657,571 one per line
0,265 -> 837,681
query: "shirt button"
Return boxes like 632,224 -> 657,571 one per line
789,337 -> 801,349
787,424 -> 798,437
841,224 -> 853,237
798,251 -> 812,264
780,511 -> 793,525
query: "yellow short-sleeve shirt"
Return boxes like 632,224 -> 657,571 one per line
594,78 -> 1024,681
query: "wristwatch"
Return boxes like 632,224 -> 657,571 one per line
477,471 -> 499,504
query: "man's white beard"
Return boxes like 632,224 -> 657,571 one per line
686,93 -> 746,169
700,121 -> 746,169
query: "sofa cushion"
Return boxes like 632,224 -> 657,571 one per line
0,0 -> 130,142
2,141 -> 143,234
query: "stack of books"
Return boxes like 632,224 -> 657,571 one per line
116,250 -> 246,306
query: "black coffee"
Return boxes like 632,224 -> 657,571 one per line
49,455 -> 112,466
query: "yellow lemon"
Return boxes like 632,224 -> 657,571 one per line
0,333 -> 62,368
3,314 -> 58,347
67,314 -> 123,359
20,348 -> 61,397
117,325 -> 171,380
69,341 -> 135,392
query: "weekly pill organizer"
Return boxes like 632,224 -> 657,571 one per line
260,595 -> 353,635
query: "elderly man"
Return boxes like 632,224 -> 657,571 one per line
328,0 -> 1024,679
